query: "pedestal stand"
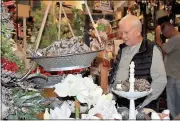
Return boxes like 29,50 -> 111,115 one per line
112,61 -> 152,120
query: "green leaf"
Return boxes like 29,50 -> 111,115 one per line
97,24 -> 106,31
8,114 -> 18,120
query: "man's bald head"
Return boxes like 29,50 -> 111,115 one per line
118,15 -> 142,32
117,15 -> 143,46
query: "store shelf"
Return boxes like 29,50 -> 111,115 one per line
83,11 -> 114,15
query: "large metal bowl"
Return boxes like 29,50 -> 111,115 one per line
29,75 -> 63,88
27,50 -> 102,71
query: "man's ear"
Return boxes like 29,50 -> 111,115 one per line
135,29 -> 141,36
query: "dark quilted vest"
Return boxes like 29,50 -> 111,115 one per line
109,39 -> 159,84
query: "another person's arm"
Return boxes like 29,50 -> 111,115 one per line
155,26 -> 163,47
141,45 -> 167,108
155,26 -> 166,57
162,36 -> 180,54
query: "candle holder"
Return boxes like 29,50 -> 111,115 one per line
112,61 -> 152,120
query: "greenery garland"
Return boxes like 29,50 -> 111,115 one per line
1,17 -> 24,73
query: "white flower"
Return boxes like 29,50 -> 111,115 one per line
83,77 -> 96,90
54,74 -> 86,97
50,102 -> 71,119
66,100 -> 88,113
96,93 -> 113,107
85,93 -> 122,119
54,74 -> 104,110
77,77 -> 103,109
54,83 -> 69,97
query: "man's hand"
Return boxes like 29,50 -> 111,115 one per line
155,25 -> 161,35
136,104 -> 143,112
155,26 -> 163,47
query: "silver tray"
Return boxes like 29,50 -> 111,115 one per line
27,50 -> 102,71
29,75 -> 63,88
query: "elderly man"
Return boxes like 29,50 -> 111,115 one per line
109,15 -> 167,109
156,22 -> 180,118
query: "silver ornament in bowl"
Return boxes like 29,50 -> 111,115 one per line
136,112 -> 147,120
113,80 -> 130,92
134,79 -> 151,92
117,107 -> 129,120
113,78 -> 151,92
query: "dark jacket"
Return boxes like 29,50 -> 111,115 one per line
109,39 -> 161,85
